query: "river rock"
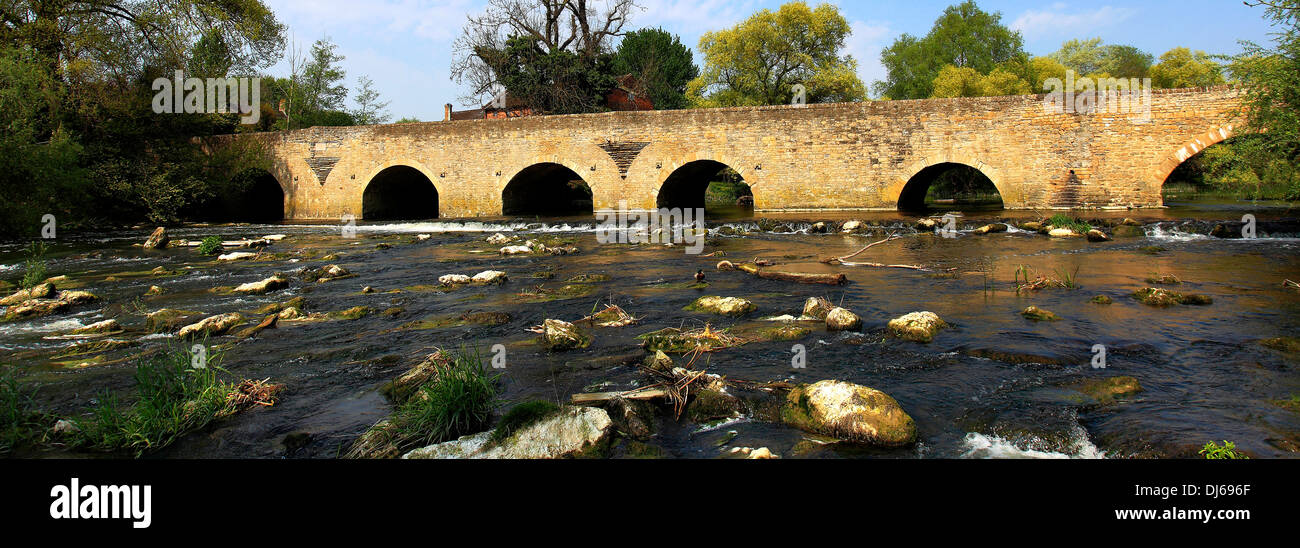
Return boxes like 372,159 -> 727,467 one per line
1085,229 -> 1111,242
56,291 -> 98,305
1019,221 -> 1043,232
403,406 -> 614,460
887,311 -> 947,343
382,351 -> 453,403
500,245 -> 532,255
70,319 -> 122,335
178,312 -> 245,339
145,309 -> 199,333
542,319 -> 590,351
802,297 -> 835,320
916,218 -> 939,230
262,234 -> 287,241
1047,228 -> 1077,238
143,227 -> 169,249
782,380 -> 917,447
0,283 -> 55,306
277,307 -> 303,320
439,274 -> 472,285
471,270 -> 508,285
1132,287 -> 1213,307
144,285 -> 165,296
1021,306 -> 1061,321
3,299 -> 70,321
840,220 -> 864,233
1075,376 -> 1143,405
810,222 -> 829,234
688,296 -> 756,317
233,275 -> 289,295
973,223 -> 1008,234
825,307 -> 862,331
485,233 -> 514,245
217,251 -> 257,261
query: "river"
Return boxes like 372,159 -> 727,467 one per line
2,201 -> 1298,459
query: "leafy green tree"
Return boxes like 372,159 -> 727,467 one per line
1229,0 -> 1300,199
301,37 -> 349,113
876,1 -> 1025,99
689,1 -> 865,107
1049,38 -> 1153,80
351,76 -> 391,125
931,65 -> 1030,98
1150,47 -> 1225,88
488,35 -> 616,114
612,28 -> 699,110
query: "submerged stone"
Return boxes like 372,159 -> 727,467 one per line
1021,306 -> 1061,321
403,406 -> 613,459
542,319 -> 590,352
887,311 -> 947,343
687,296 -> 756,317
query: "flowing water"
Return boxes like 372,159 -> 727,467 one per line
3,202 -> 1299,459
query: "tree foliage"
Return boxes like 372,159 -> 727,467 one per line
876,1 -> 1024,99
611,27 -> 698,110
688,1 -> 865,107
1224,0 -> 1300,199
451,0 -> 637,108
1049,38 -> 1154,79
1150,47 -> 1226,88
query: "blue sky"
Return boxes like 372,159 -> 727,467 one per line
262,0 -> 1280,121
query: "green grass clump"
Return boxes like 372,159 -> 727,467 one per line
1047,214 -> 1092,234
491,400 -> 561,444
1,366 -> 45,454
390,349 -> 501,451
197,236 -> 223,256
19,241 -> 49,290
71,342 -> 261,457
1200,440 -> 1249,460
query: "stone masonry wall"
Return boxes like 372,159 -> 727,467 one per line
244,86 -> 1242,220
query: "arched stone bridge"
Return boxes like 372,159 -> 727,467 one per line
229,86 -> 1242,220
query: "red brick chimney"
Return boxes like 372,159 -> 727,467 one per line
444,103 -> 452,121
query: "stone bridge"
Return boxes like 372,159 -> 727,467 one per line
226,86 -> 1242,221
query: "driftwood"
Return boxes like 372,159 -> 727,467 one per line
716,260 -> 848,285
820,234 -> 927,271
570,387 -> 670,405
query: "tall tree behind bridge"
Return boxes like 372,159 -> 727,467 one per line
1229,0 -> 1300,200
687,1 -> 865,107
875,1 -> 1024,100
451,0 -> 638,111
611,27 -> 698,110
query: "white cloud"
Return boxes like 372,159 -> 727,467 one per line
1012,3 -> 1137,41
844,20 -> 891,92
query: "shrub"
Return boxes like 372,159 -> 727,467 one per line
391,348 -> 500,450
1047,213 -> 1091,233
19,241 -> 48,289
197,235 -> 223,256
1200,440 -> 1249,460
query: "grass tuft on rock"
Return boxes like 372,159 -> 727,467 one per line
491,400 -> 561,444
382,348 -> 501,453
71,342 -> 281,457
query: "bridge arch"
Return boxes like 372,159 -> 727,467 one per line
502,162 -> 595,216
204,167 -> 286,222
1154,125 -> 1235,204
888,155 -> 1017,211
656,159 -> 753,215
361,162 -> 440,220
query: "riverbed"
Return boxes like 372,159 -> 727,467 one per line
2,204 -> 1298,459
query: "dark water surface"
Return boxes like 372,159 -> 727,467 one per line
2,205 -> 1298,459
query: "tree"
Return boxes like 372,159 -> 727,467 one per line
611,28 -> 698,110
301,37 -> 348,113
351,76 -> 391,125
491,35 -> 617,114
1229,0 -> 1300,199
931,65 -> 1030,98
688,1 -> 866,107
1150,47 -> 1225,88
875,1 -> 1024,99
1049,38 -> 1153,79
451,0 -> 638,106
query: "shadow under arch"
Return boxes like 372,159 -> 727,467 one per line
362,165 -> 439,221
502,163 -> 594,216
199,168 -> 285,222
1154,125 -> 1236,206
897,162 -> 1004,212
656,160 -> 753,216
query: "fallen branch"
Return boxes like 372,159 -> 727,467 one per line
570,387 -> 670,405
1285,279 -> 1299,290
717,260 -> 848,285
826,233 -> 902,263
837,261 -> 927,270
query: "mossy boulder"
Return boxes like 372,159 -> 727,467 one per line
0,283 -> 55,306
887,311 -> 947,343
381,351 -> 453,403
687,296 -> 756,317
761,323 -> 812,341
332,306 -> 373,320
1021,306 -> 1061,321
686,388 -> 743,423
1091,295 -> 1113,305
145,309 -> 203,333
69,319 -> 122,336
3,299 -> 70,321
1075,376 -> 1143,405
541,319 -> 590,352
802,296 -> 835,320
825,307 -> 862,331
781,380 -> 917,447
1132,287 -> 1213,307
177,312 -> 245,338
1261,337 -> 1300,353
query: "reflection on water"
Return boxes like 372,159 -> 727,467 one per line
1,206 -> 1298,459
